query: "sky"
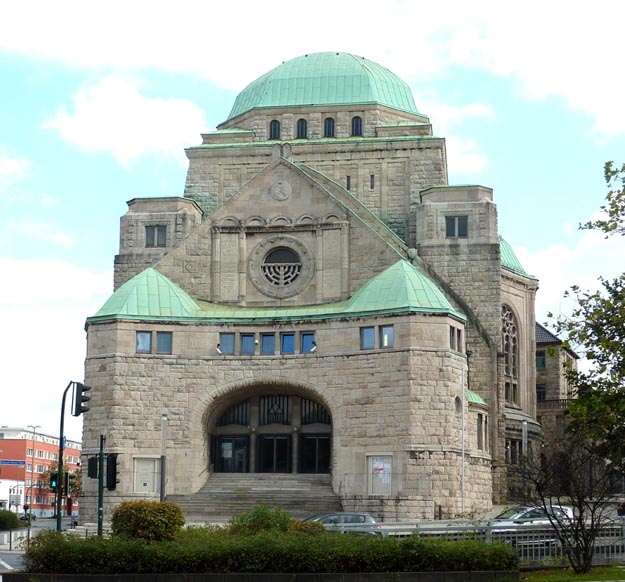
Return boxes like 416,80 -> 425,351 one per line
1,0 -> 624,442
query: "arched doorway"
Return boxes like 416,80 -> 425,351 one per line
210,393 -> 331,474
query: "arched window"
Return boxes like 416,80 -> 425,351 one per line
296,118 -> 307,139
351,116 -> 362,136
502,304 -> 519,404
324,117 -> 335,138
269,120 -> 281,140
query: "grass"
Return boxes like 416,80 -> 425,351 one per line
522,565 -> 625,582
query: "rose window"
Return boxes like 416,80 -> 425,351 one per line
262,247 -> 301,287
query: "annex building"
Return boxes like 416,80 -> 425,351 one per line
82,52 -> 542,522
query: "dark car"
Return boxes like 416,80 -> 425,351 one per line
302,512 -> 381,535
19,514 -> 36,521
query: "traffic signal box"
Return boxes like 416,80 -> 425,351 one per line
49,472 -> 58,492
72,382 -> 92,417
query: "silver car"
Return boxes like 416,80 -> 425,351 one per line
488,505 -> 574,527
302,512 -> 381,534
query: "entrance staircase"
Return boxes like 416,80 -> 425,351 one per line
167,473 -> 342,524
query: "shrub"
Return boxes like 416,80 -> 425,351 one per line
111,500 -> 185,541
228,504 -> 294,535
287,519 -> 326,536
0,510 -> 20,530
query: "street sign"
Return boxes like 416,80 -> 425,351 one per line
0,459 -> 26,465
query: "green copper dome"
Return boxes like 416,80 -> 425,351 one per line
226,52 -> 420,121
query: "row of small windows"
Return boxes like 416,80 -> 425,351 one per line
218,331 -> 316,355
218,396 -> 330,427
137,331 -> 173,354
269,116 -> 363,140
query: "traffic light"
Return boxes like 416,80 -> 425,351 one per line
106,454 -> 120,491
72,382 -> 92,417
49,472 -> 58,492
64,472 -> 77,494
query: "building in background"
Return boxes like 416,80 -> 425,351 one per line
0,427 -> 81,518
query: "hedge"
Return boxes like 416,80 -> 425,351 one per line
23,528 -> 518,575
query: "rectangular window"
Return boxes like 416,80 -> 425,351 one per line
370,175 -> 375,190
26,463 -> 32,472
449,326 -> 456,350
219,332 -> 235,355
240,334 -> 255,355
477,413 -> 484,450
445,216 -> 468,238
301,332 -> 316,353
281,333 -> 295,354
26,448 -> 33,456
36,464 -> 44,473
380,325 -> 394,348
261,333 -> 275,355
360,327 -> 375,350
456,329 -> 462,352
156,332 -> 172,354
145,225 -> 167,248
536,350 -> 546,369
136,331 -> 152,353
37,450 -> 44,458
536,384 -> 546,402
346,175 -> 351,190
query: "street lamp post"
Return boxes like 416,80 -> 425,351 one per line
27,425 -> 41,523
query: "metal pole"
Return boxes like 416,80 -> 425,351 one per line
461,368 -> 465,514
98,435 -> 105,536
160,415 -> 168,502
26,424 -> 40,524
57,381 -> 73,532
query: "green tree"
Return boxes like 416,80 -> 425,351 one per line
551,161 -> 625,468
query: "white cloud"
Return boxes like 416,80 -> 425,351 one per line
10,220 -> 74,247
0,258 -> 111,440
0,147 -> 30,192
515,227 -> 625,326
2,1 -> 624,138
44,75 -> 206,165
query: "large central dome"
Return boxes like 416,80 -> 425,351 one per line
225,52 -> 420,122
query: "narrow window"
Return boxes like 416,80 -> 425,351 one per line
281,332 -> 295,354
261,333 -> 275,354
240,334 -> 255,355
445,216 -> 469,238
351,116 -> 363,136
136,331 -> 152,353
301,332 -> 316,353
346,175 -> 351,190
219,332 -> 235,355
456,329 -> 462,352
360,327 -> 375,350
324,117 -> 335,138
485,416 -> 488,451
449,326 -> 456,350
156,332 -> 172,354
146,225 -> 167,248
536,384 -> 546,402
296,118 -> 307,139
380,325 -> 394,348
477,413 -> 484,450
536,350 -> 546,369
370,175 -> 375,190
269,119 -> 281,140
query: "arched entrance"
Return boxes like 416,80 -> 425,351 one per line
210,393 -> 331,474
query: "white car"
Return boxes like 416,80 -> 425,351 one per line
488,505 -> 574,528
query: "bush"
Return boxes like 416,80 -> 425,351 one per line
228,504 -> 294,535
288,519 -> 326,536
0,510 -> 20,530
111,500 -> 185,541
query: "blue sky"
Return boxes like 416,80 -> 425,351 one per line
1,0 -> 624,440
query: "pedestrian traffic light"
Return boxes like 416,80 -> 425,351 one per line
49,472 -> 58,492
106,453 -> 120,491
72,382 -> 91,417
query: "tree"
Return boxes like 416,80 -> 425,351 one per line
550,161 -> 625,469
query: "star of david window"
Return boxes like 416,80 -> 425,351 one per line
262,247 -> 302,287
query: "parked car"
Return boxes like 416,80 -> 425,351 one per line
19,514 -> 36,521
302,512 -> 381,535
488,505 -> 574,528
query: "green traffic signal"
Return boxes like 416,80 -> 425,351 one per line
49,472 -> 58,492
